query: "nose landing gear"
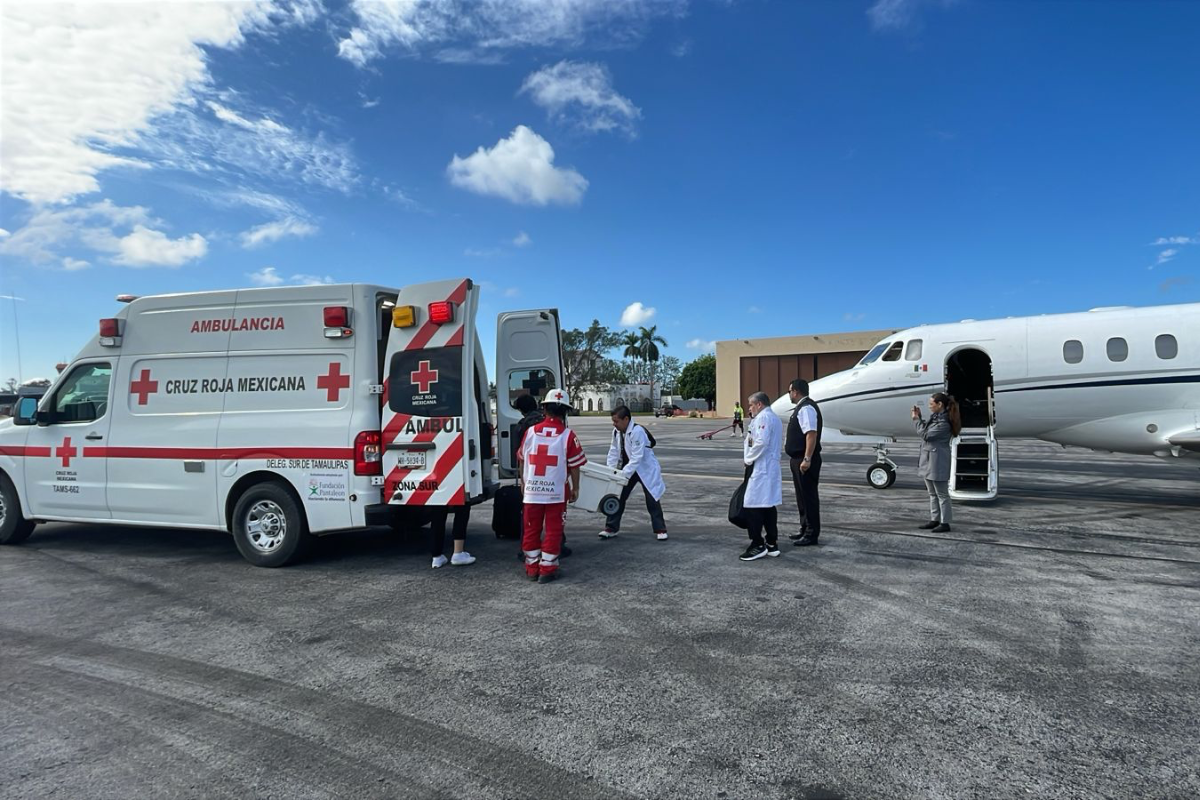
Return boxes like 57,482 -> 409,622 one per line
866,443 -> 897,489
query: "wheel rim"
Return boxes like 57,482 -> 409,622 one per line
0,491 -> 7,528
869,468 -> 890,488
244,500 -> 287,554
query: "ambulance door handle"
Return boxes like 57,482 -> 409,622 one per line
85,432 -> 104,441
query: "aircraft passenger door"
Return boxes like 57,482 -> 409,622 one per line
945,348 -> 999,500
23,360 -> 114,519
496,309 -> 564,478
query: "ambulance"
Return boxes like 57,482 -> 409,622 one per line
0,279 -> 564,566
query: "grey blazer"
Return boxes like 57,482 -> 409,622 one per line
915,412 -> 953,481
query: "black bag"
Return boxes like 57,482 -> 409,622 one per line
728,462 -> 754,529
492,485 -> 523,539
645,429 -> 656,448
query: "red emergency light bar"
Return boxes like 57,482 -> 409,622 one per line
428,301 -> 454,325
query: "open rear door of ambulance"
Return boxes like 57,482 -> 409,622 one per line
381,278 -> 478,508
496,309 -> 564,478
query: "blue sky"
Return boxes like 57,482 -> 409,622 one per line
3,0 -> 1199,382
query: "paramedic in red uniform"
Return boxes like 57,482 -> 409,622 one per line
518,389 -> 586,583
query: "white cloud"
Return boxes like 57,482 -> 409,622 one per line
240,217 -> 318,249
62,257 -> 91,272
844,312 -> 867,322
747,305 -> 762,314
247,266 -> 334,287
0,294 -> 26,302
447,125 -> 587,206
0,201 -> 205,269
868,0 -> 957,32
0,229 -> 9,238
1156,248 -> 1179,266
248,266 -> 286,287
686,338 -> 716,352
0,2 -> 270,205
109,225 -> 208,268
337,0 -> 686,67
620,301 -> 656,327
520,61 -> 641,136
464,247 -> 502,258
1151,236 -> 1199,246
503,287 -> 521,298
513,231 -> 532,247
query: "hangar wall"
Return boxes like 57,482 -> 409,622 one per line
715,329 -> 896,415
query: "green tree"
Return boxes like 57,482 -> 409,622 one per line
562,320 -> 624,399
676,354 -> 716,409
638,325 -> 668,404
656,355 -> 683,394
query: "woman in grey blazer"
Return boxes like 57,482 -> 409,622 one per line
911,392 -> 962,533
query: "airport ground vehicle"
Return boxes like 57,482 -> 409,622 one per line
0,279 -> 565,565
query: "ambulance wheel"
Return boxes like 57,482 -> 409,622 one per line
600,495 -> 621,516
232,482 -> 309,567
867,463 -> 896,490
0,474 -> 36,545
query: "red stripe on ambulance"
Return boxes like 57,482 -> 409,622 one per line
404,280 -> 469,352
404,434 -> 463,506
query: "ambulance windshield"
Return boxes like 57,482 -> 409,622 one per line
389,346 -> 463,417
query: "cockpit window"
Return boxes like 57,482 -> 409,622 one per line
858,342 -> 891,366
881,342 -> 904,362
904,339 -> 923,361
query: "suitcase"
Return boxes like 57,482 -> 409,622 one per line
492,485 -> 524,539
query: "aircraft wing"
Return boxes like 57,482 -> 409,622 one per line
1168,431 -> 1200,453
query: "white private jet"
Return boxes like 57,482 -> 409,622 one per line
771,302 -> 1200,499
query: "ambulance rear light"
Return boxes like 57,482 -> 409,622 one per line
99,318 -> 123,347
392,305 -> 417,328
428,301 -> 454,325
354,430 -> 382,476
323,306 -> 353,339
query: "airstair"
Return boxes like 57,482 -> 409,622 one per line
949,389 -> 998,501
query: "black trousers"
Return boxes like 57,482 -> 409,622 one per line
745,507 -> 778,548
789,454 -> 822,536
429,506 -> 470,557
605,473 -> 667,533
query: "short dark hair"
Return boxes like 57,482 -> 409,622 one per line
611,405 -> 631,420
789,379 -> 809,396
542,402 -> 569,420
514,393 -> 538,414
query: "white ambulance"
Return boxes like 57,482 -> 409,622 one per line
0,279 -> 564,566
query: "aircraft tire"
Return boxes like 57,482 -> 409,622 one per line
866,463 -> 896,490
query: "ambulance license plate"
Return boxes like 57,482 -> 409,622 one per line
397,451 -> 426,469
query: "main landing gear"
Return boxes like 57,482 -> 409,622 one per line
866,443 -> 897,490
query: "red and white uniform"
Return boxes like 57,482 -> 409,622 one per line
518,418 -> 586,577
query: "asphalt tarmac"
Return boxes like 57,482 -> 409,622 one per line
2,416 -> 1198,799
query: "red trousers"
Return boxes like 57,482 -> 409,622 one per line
522,501 -> 566,577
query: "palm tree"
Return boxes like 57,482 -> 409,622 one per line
638,325 -> 668,407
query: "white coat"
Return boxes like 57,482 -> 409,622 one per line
743,409 -> 783,508
606,423 -> 666,501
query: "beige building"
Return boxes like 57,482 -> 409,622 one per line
716,329 -> 897,415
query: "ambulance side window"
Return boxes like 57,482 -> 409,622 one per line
508,369 -> 556,408
388,347 -> 462,417
54,362 -> 112,423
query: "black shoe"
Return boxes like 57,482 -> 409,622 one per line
792,535 -> 819,547
560,545 -> 573,558
932,524 -> 951,533
766,545 -> 781,558
788,530 -> 809,541
739,544 -> 768,561
918,520 -> 940,530
538,572 -> 559,584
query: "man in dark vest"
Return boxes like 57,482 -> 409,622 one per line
785,378 -> 823,546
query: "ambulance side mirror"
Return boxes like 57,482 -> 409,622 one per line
35,408 -> 57,426
13,397 -> 39,426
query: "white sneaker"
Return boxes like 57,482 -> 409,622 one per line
431,555 -> 449,569
450,552 -> 476,566
656,532 -> 668,541
598,529 -> 618,539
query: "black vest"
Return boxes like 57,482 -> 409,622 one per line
786,397 -> 823,458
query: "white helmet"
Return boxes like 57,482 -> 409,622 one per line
541,388 -> 571,407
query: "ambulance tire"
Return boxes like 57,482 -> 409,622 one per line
231,481 -> 310,568
0,474 -> 36,545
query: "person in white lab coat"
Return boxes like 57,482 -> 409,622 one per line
739,391 -> 783,561
599,405 -> 668,540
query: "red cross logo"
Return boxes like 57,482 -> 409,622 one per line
317,362 -> 350,402
130,369 -> 159,405
528,444 -> 559,477
410,360 -> 439,394
56,436 -> 77,468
